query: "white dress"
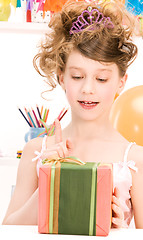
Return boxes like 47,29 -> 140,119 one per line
113,142 -> 137,227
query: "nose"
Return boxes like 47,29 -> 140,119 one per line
81,78 -> 95,94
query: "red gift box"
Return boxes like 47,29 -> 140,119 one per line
38,161 -> 112,236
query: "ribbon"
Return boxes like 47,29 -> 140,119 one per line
119,160 -> 138,172
49,161 -> 56,233
36,0 -> 44,13
26,0 -> 34,11
15,0 -> 21,7
125,0 -> 143,15
42,156 -> 86,166
89,162 -> 99,236
42,155 -> 85,234
37,119 -> 55,137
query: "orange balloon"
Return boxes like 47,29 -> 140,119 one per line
110,85 -> 143,146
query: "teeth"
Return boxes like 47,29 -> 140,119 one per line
80,101 -> 98,105
82,101 -> 96,104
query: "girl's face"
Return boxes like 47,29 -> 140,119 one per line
59,50 -> 127,121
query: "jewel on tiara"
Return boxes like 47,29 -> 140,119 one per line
69,6 -> 114,35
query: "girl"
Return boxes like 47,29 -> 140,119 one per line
3,0 -> 143,228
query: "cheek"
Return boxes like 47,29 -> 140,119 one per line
65,82 -> 76,104
104,91 -> 114,101
101,86 -> 116,103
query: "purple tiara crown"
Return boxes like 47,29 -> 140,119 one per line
69,6 -> 114,35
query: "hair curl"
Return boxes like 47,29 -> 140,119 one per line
33,0 -> 138,90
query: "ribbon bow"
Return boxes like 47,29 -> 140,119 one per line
42,156 -> 85,166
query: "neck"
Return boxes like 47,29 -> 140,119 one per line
64,114 -> 114,142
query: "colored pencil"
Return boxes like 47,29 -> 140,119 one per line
41,105 -> 43,118
32,107 -> 41,128
43,108 -> 47,122
27,109 -> 36,128
59,108 -> 68,121
44,108 -> 49,123
47,108 -> 68,136
36,104 -> 42,119
30,109 -> 38,128
57,107 -> 65,120
24,107 -> 34,127
36,104 -> 43,127
18,107 -> 32,127
18,105 -> 68,130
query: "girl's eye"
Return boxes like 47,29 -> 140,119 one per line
96,78 -> 107,82
72,76 -> 83,80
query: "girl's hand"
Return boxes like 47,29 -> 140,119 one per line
42,119 -> 73,160
112,187 -> 124,228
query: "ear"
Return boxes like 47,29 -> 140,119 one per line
58,73 -> 66,91
117,73 -> 128,95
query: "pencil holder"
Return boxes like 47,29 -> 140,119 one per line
24,127 -> 46,142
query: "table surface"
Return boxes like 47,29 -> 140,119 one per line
0,225 -> 143,240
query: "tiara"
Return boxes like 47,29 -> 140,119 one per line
69,6 -> 114,35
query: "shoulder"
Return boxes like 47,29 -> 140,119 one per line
16,137 -> 44,176
22,135 -> 55,161
16,136 -> 55,181
129,144 -> 143,228
128,143 -> 143,170
22,137 -> 43,159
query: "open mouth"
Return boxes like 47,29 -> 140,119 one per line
79,101 -> 98,105
78,100 -> 99,109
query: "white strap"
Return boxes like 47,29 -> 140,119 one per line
32,136 -> 47,162
123,142 -> 136,163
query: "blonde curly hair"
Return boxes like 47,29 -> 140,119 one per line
33,0 -> 138,89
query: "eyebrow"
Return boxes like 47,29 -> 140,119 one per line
96,69 -> 112,73
69,67 -> 82,70
69,67 -> 112,72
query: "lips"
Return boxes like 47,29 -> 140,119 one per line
78,100 -> 99,109
79,101 -> 98,105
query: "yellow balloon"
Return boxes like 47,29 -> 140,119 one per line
0,3 -> 11,21
11,0 -> 17,8
0,0 -> 10,7
110,85 -> 143,146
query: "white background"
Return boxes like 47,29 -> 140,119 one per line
0,5 -> 143,226
0,6 -> 143,156
0,29 -> 143,156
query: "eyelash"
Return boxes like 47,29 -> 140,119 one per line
72,76 -> 108,82
72,76 -> 83,80
96,78 -> 107,82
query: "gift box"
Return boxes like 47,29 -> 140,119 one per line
38,160 -> 112,236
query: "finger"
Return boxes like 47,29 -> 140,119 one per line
54,118 -> 62,144
113,187 -> 120,199
58,142 -> 67,158
42,144 -> 65,159
112,195 -> 120,207
56,143 -> 66,158
66,138 -> 73,154
55,141 -> 72,158
112,217 -> 123,228
112,204 -> 124,221
112,203 -> 123,218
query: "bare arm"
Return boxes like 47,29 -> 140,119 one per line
130,145 -> 143,228
2,137 -> 42,225
2,119 -> 72,225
